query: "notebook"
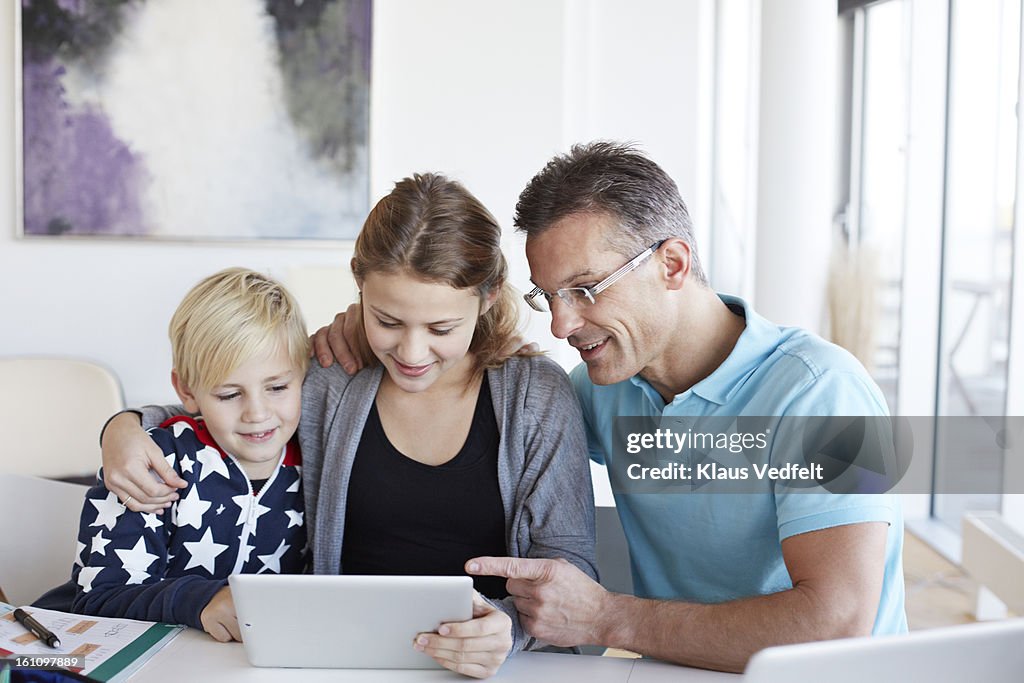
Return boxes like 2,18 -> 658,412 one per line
229,574 -> 474,669
0,602 -> 183,683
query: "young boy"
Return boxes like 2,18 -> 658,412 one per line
70,268 -> 309,641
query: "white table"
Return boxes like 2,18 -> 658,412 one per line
131,628 -> 739,682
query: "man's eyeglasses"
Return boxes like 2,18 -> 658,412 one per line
524,240 -> 667,312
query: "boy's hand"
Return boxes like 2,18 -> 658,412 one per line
201,586 -> 241,642
101,412 -> 186,513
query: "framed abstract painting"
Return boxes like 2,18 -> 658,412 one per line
17,0 -> 371,240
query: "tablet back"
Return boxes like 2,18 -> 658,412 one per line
229,574 -> 474,669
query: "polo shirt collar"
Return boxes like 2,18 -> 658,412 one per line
629,294 -> 782,407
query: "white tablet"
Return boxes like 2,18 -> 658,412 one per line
228,574 -> 474,669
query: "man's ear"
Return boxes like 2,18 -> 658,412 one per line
659,239 -> 693,291
171,370 -> 201,414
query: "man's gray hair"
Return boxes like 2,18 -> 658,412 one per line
514,141 -> 708,285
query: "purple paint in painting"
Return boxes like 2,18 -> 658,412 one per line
22,58 -> 151,235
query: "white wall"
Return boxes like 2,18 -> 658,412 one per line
0,0 -> 709,406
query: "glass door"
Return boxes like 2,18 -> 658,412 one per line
933,0 -> 1020,531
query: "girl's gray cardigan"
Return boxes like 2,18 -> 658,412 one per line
297,354 -> 597,654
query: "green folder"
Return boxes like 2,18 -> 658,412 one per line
88,622 -> 183,683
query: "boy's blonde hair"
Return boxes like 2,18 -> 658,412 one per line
169,268 -> 309,392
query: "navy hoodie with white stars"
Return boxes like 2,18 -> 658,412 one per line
70,416 -> 307,629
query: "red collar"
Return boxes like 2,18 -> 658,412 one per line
159,415 -> 301,466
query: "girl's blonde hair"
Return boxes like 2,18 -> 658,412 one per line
169,268 -> 309,391
350,173 -> 520,375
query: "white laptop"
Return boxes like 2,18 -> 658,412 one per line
228,574 -> 474,669
745,618 -> 1024,683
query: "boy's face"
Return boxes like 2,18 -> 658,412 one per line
173,344 -> 302,480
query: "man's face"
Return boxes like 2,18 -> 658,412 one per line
525,213 -> 665,385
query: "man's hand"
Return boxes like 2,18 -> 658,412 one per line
413,592 -> 512,679
467,557 -> 609,647
503,339 -> 541,357
477,524 -> 889,672
101,412 -> 186,513
310,303 -> 362,374
200,586 -> 241,642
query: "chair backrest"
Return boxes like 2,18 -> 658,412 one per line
0,357 -> 125,478
574,506 -> 635,656
595,505 -> 633,594
0,474 -> 88,605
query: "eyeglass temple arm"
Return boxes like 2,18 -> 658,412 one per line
589,241 -> 663,297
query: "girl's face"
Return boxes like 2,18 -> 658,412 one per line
360,270 -> 493,394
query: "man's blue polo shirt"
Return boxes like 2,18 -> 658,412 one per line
570,295 -> 907,635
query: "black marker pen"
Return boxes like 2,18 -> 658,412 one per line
13,608 -> 61,648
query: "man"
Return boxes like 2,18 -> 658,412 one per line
443,142 -> 907,671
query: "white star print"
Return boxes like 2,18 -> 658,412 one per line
196,446 -> 230,482
286,475 -> 300,493
180,454 -> 195,474
89,492 -> 125,530
285,510 -> 304,528
257,539 -> 290,574
115,537 -> 158,578
237,530 -> 255,565
175,486 -> 212,530
124,569 -> 151,585
91,530 -> 112,556
172,421 -> 193,437
142,513 -> 163,531
216,504 -> 225,515
74,541 -> 86,566
77,566 -> 103,592
183,528 -> 229,574
231,494 -> 270,532
231,494 -> 250,527
164,453 -> 176,469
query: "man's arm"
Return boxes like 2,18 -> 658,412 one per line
470,521 -> 887,673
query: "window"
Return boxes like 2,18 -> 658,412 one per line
838,0 -> 1022,543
